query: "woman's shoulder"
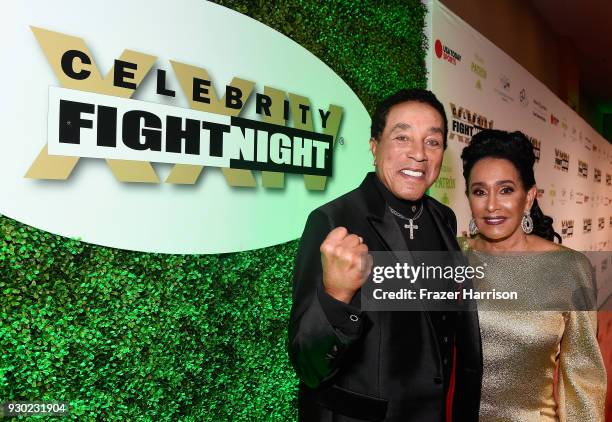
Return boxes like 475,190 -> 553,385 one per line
527,235 -> 564,252
520,236 -> 592,272
529,238 -> 594,290
528,236 -> 590,266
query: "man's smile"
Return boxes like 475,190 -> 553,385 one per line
400,168 -> 426,179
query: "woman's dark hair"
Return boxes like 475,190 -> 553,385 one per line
461,129 -> 561,243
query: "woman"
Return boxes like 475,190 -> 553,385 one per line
460,129 -> 606,421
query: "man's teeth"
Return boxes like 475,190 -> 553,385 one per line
401,169 -> 424,177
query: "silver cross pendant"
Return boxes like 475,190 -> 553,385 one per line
404,219 -> 418,240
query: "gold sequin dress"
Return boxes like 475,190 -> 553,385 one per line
459,239 -> 607,421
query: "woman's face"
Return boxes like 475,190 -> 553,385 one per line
467,157 -> 536,242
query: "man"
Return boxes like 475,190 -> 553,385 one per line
289,89 -> 482,421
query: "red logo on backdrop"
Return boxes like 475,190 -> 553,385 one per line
434,39 -> 461,65
550,114 -> 559,125
435,39 -> 443,58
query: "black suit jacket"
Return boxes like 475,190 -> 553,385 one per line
289,173 -> 482,422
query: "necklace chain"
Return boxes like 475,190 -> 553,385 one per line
389,203 -> 423,240
388,203 -> 424,221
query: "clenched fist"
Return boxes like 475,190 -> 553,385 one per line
320,227 -> 373,303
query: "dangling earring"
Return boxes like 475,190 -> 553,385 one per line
521,212 -> 533,234
469,217 -> 478,236
373,159 -> 377,167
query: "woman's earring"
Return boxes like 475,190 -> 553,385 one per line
521,212 -> 533,234
468,218 -> 478,236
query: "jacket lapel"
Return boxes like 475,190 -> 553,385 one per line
367,211 -> 407,255
426,196 -> 460,251
359,173 -> 410,260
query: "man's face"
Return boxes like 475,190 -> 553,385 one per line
370,101 -> 445,201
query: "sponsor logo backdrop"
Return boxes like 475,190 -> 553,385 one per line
429,0 -> 612,306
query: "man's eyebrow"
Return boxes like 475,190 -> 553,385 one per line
389,123 -> 443,134
389,123 -> 412,132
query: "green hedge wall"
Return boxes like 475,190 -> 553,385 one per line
0,1 -> 426,420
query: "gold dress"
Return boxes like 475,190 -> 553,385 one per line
458,239 -> 607,421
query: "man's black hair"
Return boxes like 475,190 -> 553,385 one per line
370,89 -> 448,149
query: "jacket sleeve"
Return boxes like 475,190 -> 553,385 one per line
557,310 -> 607,421
288,209 -> 365,388
557,253 -> 607,421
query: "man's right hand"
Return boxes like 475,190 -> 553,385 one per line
320,227 -> 373,304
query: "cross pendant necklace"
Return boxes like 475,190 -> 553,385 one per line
388,203 -> 424,240
404,219 -> 419,240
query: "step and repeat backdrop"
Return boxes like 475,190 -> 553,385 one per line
428,2 -> 612,417
428,0 -> 612,303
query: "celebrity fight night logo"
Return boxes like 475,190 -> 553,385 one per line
434,39 -> 461,65
554,148 -> 569,172
578,160 -> 589,178
561,219 -> 574,239
448,103 -> 493,144
594,168 -> 602,183
527,135 -> 541,162
26,27 -> 343,189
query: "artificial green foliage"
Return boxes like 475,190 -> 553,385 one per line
1,1 -> 426,420
1,219 -> 296,420
213,0 -> 428,114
